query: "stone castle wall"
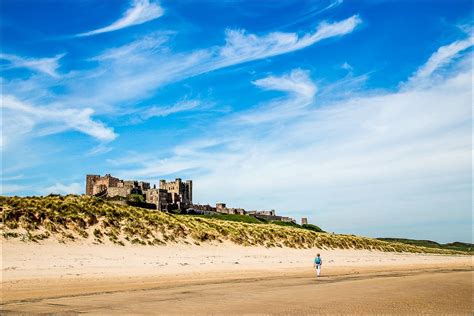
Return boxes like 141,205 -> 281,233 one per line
108,187 -> 132,198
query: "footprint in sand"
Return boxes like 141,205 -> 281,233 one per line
3,266 -> 18,271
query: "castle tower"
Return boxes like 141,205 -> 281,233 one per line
301,218 -> 308,225
85,175 -> 100,195
186,180 -> 193,204
159,180 -> 166,189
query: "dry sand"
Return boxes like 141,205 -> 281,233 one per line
1,239 -> 472,314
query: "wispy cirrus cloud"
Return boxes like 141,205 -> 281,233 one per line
76,0 -> 164,37
0,95 -> 116,150
218,15 -> 361,67
141,100 -> 202,120
90,32 -> 170,61
1,15 -> 360,149
253,69 -> 317,99
234,69 -> 317,124
408,33 -> 473,84
273,0 -> 344,31
58,15 -> 361,113
0,53 -> 65,78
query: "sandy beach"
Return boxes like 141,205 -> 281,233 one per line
1,240 -> 472,314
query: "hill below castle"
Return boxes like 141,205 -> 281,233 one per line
0,195 -> 467,254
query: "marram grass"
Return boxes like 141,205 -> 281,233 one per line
0,195 -> 466,254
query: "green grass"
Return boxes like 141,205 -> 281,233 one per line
127,194 -> 145,203
377,238 -> 473,253
302,223 -> 325,233
0,195 -> 469,254
188,214 -> 326,234
270,220 -> 299,228
444,242 -> 473,252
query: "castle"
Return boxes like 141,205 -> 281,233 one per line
85,174 -> 295,223
86,174 -> 192,211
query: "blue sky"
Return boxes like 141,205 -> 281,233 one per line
1,0 -> 472,243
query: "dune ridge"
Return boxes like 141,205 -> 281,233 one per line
0,195 -> 467,254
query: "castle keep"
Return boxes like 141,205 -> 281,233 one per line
85,174 -> 295,223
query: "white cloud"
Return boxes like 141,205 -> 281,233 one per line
277,0 -> 344,30
86,144 -> 113,156
0,184 -> 29,195
76,0 -> 164,37
0,14 -> 362,176
111,42 -> 472,242
0,53 -> 65,78
35,16 -> 359,119
0,95 -> 117,150
0,15 -> 361,133
218,15 -> 361,66
317,72 -> 369,102
141,100 -> 202,119
44,182 -> 82,195
253,68 -> 317,99
1,174 -> 25,181
307,15 -> 361,42
341,61 -> 353,71
234,69 -> 317,124
91,32 -> 170,61
408,34 -> 473,84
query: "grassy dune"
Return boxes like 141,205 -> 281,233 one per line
0,195 -> 466,254
377,238 -> 473,253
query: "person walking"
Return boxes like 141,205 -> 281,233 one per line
314,253 -> 322,277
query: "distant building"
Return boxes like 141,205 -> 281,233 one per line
247,209 -> 295,223
255,210 -> 276,216
301,218 -> 308,225
190,204 -> 216,213
247,210 -> 275,216
215,203 -> 246,215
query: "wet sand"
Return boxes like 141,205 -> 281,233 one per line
2,269 -> 472,314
